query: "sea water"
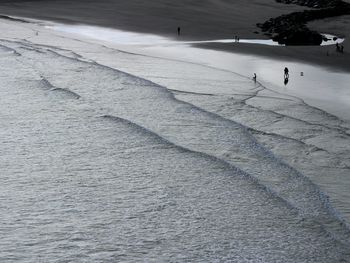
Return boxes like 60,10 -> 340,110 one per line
0,18 -> 349,262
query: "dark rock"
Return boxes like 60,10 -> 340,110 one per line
257,0 -> 350,45
275,0 -> 342,8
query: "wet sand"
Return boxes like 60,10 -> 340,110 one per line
197,39 -> 350,73
2,0 -> 349,71
0,0 -> 304,39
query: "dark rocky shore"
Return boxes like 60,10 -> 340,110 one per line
258,0 -> 350,45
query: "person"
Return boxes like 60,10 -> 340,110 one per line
284,67 -> 289,78
177,27 -> 181,36
336,42 -> 340,52
284,76 -> 289,85
340,45 -> 344,53
253,73 -> 257,82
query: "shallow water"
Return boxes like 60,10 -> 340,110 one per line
46,24 -> 345,46
0,18 -> 350,262
44,23 -> 350,121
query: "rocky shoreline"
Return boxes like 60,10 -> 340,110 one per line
258,0 -> 350,45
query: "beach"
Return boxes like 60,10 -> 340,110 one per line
1,0 -> 350,71
0,1 -> 350,262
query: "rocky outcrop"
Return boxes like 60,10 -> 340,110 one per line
276,0 -> 343,8
257,0 -> 350,45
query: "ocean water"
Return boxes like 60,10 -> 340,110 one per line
0,18 -> 350,262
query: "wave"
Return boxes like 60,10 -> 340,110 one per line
101,114 -> 350,246
0,43 -> 21,56
50,87 -> 81,99
39,77 -> 81,99
101,114 -> 303,212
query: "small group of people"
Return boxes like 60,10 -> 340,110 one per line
253,67 -> 290,85
336,43 -> 344,53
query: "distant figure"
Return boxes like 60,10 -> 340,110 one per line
336,42 -> 340,52
340,45 -> 344,53
253,73 -> 257,82
177,27 -> 181,36
284,67 -> 289,78
237,37 -> 240,42
284,76 -> 289,86
300,72 -> 304,76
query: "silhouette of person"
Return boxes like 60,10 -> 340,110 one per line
253,73 -> 257,82
284,67 -> 289,78
340,45 -> 344,53
284,76 -> 289,85
177,27 -> 181,36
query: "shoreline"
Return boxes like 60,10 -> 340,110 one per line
1,0 -> 349,72
196,40 -> 350,73
2,14 -> 348,122
2,14 -> 350,73
36,20 -> 350,123
2,12 -> 350,73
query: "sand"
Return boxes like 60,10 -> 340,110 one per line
0,0 -> 349,71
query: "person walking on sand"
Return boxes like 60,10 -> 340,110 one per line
284,67 -> 289,78
177,27 -> 181,36
253,73 -> 257,82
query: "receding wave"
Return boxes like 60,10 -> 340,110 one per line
50,87 -> 81,99
38,77 -> 81,99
